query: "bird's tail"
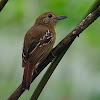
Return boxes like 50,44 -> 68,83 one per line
22,62 -> 34,90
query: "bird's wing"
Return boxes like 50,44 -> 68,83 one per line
22,27 -> 54,67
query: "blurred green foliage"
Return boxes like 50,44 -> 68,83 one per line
0,0 -> 100,100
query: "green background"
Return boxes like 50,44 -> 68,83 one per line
0,0 -> 100,100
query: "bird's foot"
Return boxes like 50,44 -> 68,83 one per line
34,68 -> 38,75
50,51 -> 56,58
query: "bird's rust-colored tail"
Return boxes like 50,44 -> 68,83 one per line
22,62 -> 34,90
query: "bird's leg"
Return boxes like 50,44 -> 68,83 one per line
33,64 -> 39,75
50,51 -> 56,58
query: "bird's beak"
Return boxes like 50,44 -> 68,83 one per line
56,15 -> 67,20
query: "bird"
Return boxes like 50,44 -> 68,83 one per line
22,12 -> 67,90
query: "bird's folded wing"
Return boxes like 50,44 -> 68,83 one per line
22,29 -> 53,67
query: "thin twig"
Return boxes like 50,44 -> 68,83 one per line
7,5 -> 100,100
0,0 -> 8,12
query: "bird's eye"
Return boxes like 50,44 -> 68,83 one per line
48,14 -> 52,18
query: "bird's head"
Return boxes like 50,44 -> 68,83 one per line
35,12 -> 67,27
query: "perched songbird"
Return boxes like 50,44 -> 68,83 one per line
22,12 -> 67,90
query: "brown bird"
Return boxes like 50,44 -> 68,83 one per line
22,12 -> 67,90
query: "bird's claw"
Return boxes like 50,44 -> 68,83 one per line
50,51 -> 56,58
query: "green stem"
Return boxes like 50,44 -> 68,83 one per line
83,0 -> 100,19
30,49 -> 67,100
